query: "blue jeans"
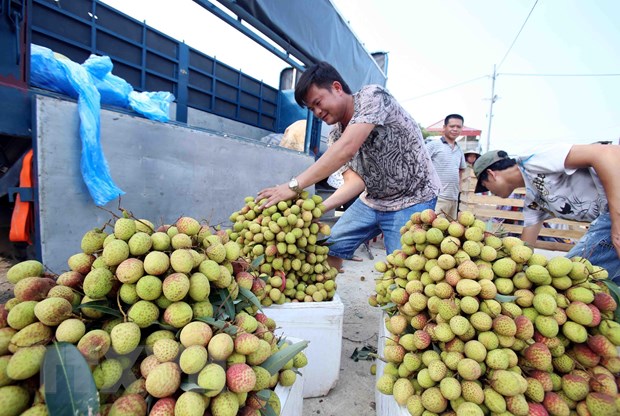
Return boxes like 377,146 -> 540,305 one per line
566,212 -> 620,282
327,197 -> 438,259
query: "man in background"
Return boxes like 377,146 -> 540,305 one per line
425,114 -> 466,218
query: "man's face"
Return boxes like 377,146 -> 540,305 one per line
443,118 -> 463,140
480,170 -> 514,198
304,82 -> 346,125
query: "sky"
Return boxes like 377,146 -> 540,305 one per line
101,0 -> 620,154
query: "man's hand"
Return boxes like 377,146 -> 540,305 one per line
257,183 -> 298,208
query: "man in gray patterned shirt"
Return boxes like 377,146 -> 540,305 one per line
258,62 -> 440,272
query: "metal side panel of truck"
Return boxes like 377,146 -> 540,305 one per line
35,94 -> 313,273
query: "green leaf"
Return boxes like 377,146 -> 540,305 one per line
196,316 -> 228,329
73,300 -> 123,318
260,340 -> 308,376
262,403 -> 278,416
250,255 -> 265,271
600,280 -> 620,323
239,287 -> 263,311
380,302 -> 397,311
494,294 -> 518,302
256,389 -> 271,401
43,342 -> 100,416
155,321 -> 176,330
180,381 -> 208,393
218,289 -> 236,319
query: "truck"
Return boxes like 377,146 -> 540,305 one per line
0,0 -> 387,273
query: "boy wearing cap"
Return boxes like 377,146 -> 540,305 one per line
473,144 -> 620,278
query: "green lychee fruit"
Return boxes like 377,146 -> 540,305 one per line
82,268 -> 115,299
68,252 -> 96,274
143,251 -> 171,276
93,358 -> 123,390
6,301 -> 38,330
208,333 -> 234,361
145,362 -> 181,398
170,249 -> 194,274
179,321 -> 213,347
127,300 -> 160,328
176,216 -> 200,236
179,345 -> 209,374
6,260 -> 44,284
210,391 -> 239,416
153,338 -> 180,362
532,293 -> 557,316
108,393 -> 147,416
55,318 -> 86,344
162,302 -> 192,328
546,256 -> 573,277
493,257 -> 517,278
114,217 -> 136,241
77,329 -> 111,362
162,272 -> 190,302
136,275 -> 163,301
127,232 -> 152,256
174,391 -> 206,416
110,321 -> 141,355
198,363 -> 226,397
6,345 -> 46,380
81,228 -> 108,254
151,232 -> 171,251
34,297 -> 73,326
0,385 -> 30,415
102,239 -> 130,266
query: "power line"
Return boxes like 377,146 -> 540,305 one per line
499,72 -> 620,77
497,0 -> 539,70
400,75 -> 488,102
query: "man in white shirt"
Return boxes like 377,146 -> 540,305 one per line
474,144 -> 620,279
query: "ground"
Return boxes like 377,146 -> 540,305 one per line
301,238 -> 386,416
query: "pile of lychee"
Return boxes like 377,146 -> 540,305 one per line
0,211 -> 308,416
228,192 -> 338,306
371,209 -> 620,416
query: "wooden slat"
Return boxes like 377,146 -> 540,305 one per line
534,240 -> 575,252
471,208 -> 524,221
465,194 -> 525,207
500,224 -> 586,239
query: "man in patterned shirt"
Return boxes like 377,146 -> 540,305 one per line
473,145 -> 620,279
258,62 -> 440,272
425,114 -> 467,219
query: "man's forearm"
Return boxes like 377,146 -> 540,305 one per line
521,222 -> 543,247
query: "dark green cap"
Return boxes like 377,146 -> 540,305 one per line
473,150 -> 509,193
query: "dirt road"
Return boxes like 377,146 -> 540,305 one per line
302,239 -> 386,416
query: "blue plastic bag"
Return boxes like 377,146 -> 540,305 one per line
30,45 -> 124,206
83,55 -> 132,108
30,45 -> 177,205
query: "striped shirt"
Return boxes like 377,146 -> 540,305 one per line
425,137 -> 466,201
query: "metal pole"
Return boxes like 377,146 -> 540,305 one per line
486,64 -> 497,152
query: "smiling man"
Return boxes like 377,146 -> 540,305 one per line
257,61 -> 440,271
474,144 -> 620,279
425,114 -> 467,219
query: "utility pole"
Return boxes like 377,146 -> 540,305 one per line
486,65 -> 497,153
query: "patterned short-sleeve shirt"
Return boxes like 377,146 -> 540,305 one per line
517,144 -> 608,226
328,85 -> 440,211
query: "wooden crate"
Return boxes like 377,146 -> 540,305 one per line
458,170 -> 589,252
